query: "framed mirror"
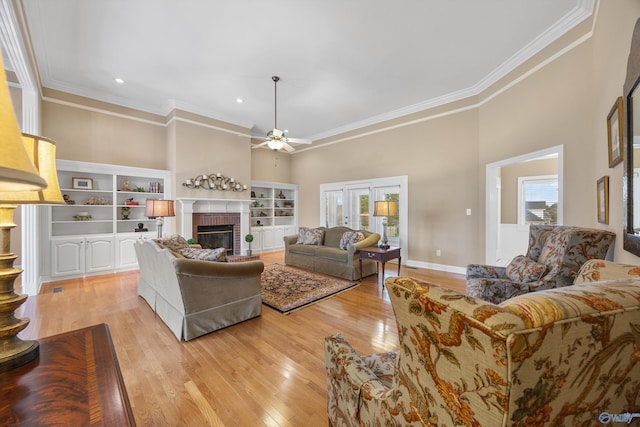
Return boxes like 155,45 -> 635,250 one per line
623,18 -> 640,256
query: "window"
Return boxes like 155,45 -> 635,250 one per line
518,175 -> 558,225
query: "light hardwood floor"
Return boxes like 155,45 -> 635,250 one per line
17,252 -> 465,426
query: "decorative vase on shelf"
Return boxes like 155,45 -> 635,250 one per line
120,207 -> 130,220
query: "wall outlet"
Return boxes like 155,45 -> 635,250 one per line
466,208 -> 472,216
436,249 -> 441,256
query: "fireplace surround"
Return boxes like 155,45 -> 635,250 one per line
177,199 -> 251,256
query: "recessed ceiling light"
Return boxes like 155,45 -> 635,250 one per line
114,78 -> 125,84
236,98 -> 243,103
284,129 -> 289,133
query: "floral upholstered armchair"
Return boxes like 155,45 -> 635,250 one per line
466,225 -> 615,303
324,275 -> 640,427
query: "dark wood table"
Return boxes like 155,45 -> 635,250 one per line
0,323 -> 135,426
359,246 -> 401,281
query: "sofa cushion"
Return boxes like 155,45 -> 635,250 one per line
339,231 -> 365,250
155,235 -> 189,252
296,227 -> 324,245
180,247 -> 227,262
505,255 -> 547,282
288,244 -> 319,256
316,247 -> 349,263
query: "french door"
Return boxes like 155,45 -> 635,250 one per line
322,185 -> 371,230
320,176 -> 407,259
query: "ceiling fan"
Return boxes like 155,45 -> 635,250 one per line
252,76 -> 312,152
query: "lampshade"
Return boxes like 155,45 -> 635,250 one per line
145,199 -> 175,218
0,134 -> 64,204
0,56 -> 46,192
374,201 -> 398,217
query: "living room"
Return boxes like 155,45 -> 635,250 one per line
10,1 -> 638,273
2,1 -> 640,425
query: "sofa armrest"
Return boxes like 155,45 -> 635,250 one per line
466,264 -> 506,279
284,234 -> 298,249
324,334 -> 391,406
574,259 -> 640,284
353,233 -> 381,251
499,278 -> 640,326
345,233 -> 380,264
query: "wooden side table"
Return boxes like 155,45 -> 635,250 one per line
359,246 -> 401,281
0,323 -> 135,426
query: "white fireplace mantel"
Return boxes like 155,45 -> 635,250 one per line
176,198 -> 252,247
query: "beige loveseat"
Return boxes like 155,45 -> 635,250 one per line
284,226 -> 380,280
134,238 -> 264,341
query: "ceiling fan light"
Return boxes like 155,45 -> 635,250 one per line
268,140 -> 284,151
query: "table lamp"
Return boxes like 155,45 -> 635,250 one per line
145,199 -> 175,238
0,56 -> 64,372
373,201 -> 398,249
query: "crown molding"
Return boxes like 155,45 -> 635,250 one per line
306,0 -> 594,142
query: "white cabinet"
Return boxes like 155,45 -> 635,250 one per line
51,236 -> 115,278
85,237 -> 115,273
116,235 -> 143,269
51,238 -> 84,277
48,160 -> 171,281
250,181 -> 297,253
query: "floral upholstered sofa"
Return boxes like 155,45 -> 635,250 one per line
325,272 -> 640,426
284,226 -> 380,280
467,225 -> 615,303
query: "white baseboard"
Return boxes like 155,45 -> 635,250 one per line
404,260 -> 466,275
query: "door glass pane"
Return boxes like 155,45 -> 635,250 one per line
349,188 -> 370,230
374,186 -> 400,243
324,190 -> 343,227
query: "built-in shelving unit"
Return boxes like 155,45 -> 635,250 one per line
49,160 -> 171,280
250,181 -> 298,252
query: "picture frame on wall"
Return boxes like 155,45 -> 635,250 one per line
607,96 -> 624,167
72,177 -> 94,190
597,176 -> 609,224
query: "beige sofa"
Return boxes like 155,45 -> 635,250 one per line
134,238 -> 264,341
284,226 -> 380,280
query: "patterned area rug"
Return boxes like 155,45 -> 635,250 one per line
261,264 -> 358,314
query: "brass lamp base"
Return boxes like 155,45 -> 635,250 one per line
0,338 -> 38,373
0,205 -> 38,372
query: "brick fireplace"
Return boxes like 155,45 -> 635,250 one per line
192,213 -> 240,255
176,198 -> 251,256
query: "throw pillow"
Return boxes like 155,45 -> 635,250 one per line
180,247 -> 227,262
505,255 -> 547,282
296,227 -> 324,245
155,234 -> 189,252
339,231 -> 365,250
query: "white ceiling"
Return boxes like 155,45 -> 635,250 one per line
18,0 -> 590,145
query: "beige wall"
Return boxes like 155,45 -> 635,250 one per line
250,144 -> 292,183
26,0 -> 640,269
292,108 -> 480,266
291,0 -> 640,266
500,158 -> 558,224
42,98 -> 167,171
171,118 -> 251,200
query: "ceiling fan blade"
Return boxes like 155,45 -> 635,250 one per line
285,137 -> 312,145
282,142 -> 295,152
252,141 -> 269,149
